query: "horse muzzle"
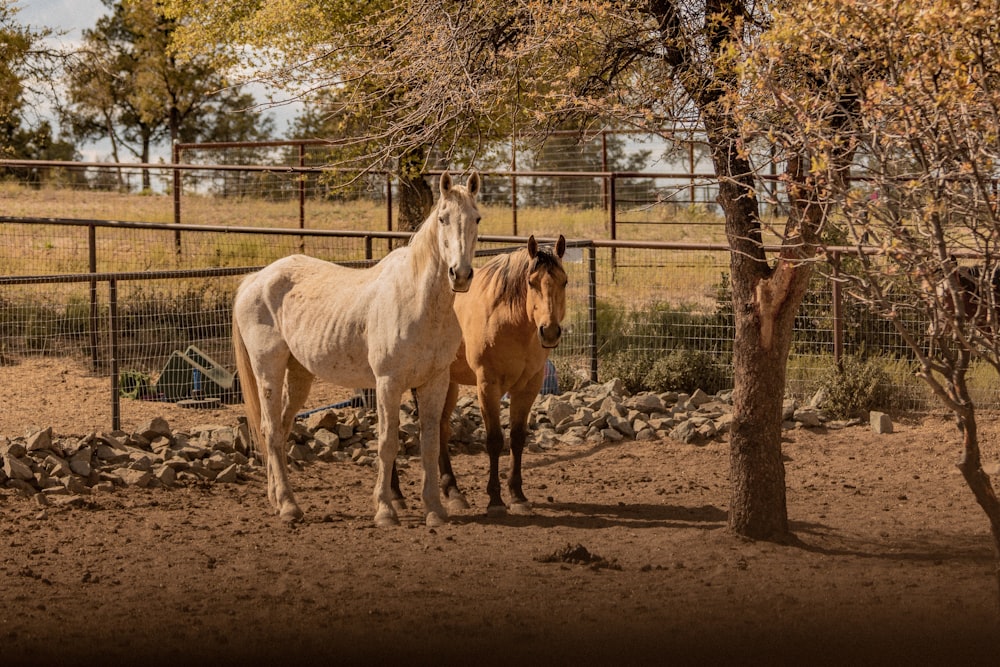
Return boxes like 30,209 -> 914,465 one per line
449,265 -> 474,292
539,323 -> 562,348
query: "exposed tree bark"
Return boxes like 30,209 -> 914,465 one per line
397,146 -> 434,232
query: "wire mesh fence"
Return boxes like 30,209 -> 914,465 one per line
3,153 -> 997,432
2,215 -> 978,434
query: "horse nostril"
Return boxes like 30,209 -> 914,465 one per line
555,324 -> 562,338
449,266 -> 456,280
468,267 -> 474,282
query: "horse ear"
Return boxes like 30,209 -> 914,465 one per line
527,235 -> 538,258
439,171 -> 453,196
466,171 -> 481,197
556,234 -> 566,258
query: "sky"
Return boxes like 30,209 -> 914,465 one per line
15,0 -> 296,161
19,0 -> 106,46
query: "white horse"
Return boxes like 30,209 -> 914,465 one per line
232,171 -> 481,527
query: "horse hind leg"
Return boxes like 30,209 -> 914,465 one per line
439,381 -> 470,512
260,359 -> 312,523
477,380 -> 508,517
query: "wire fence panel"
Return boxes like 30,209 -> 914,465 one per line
1,219 -> 986,430
4,155 -> 1000,430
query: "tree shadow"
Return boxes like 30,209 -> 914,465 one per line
452,500 -> 728,530
787,521 -> 996,564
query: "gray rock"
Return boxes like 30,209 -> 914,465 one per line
870,411 -> 893,434
288,443 -> 313,462
793,408 -> 823,428
546,398 -> 576,426
670,420 -> 700,444
630,393 -> 665,413
63,475 -> 90,495
600,427 -> 624,442
3,455 -> 35,481
808,387 -> 828,409
69,447 -> 93,477
689,389 -> 712,407
3,441 -> 27,458
44,453 -> 72,478
608,414 -> 635,439
215,464 -> 239,484
137,417 -> 172,441
154,465 -> 177,487
26,427 -> 53,452
116,468 -> 152,487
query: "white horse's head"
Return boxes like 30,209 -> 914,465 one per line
435,171 -> 481,292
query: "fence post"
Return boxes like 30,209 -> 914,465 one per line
88,224 -> 99,372
601,131 -> 609,212
298,142 -> 306,254
108,278 -> 121,432
588,244 -> 599,383
385,172 -> 393,252
831,251 -> 843,366
385,172 -> 393,232
172,141 -> 182,255
511,154 -> 519,236
609,175 -> 618,277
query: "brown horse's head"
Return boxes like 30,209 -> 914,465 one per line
526,234 -> 568,348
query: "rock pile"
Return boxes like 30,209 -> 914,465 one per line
0,416 -> 255,504
0,380 -> 855,500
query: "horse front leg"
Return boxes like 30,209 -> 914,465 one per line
373,377 -> 404,527
478,379 -> 507,516
507,377 -> 543,516
415,372 -> 450,527
438,381 -> 470,511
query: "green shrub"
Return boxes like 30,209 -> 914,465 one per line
644,349 -> 728,394
815,355 -> 893,419
601,350 -> 654,394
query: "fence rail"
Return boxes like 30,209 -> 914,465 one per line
2,212 -> 964,432
2,154 -> 996,431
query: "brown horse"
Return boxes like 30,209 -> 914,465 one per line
392,234 -> 568,516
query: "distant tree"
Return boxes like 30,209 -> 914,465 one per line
0,1 -> 77,179
64,0 -> 272,190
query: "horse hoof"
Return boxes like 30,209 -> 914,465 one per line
445,493 -> 471,512
425,511 -> 447,528
392,498 -> 408,512
486,504 -> 507,518
374,509 -> 400,527
509,501 -> 533,516
279,505 -> 304,523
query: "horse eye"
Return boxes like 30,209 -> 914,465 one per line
438,216 -> 448,225
475,216 -> 481,225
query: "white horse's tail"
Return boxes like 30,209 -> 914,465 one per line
232,312 -> 264,463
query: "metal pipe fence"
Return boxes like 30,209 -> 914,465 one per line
0,213 -> 971,434
0,158 -> 745,242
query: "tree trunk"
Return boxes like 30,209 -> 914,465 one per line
704,114 -> 819,540
140,132 -> 151,192
397,147 -> 434,232
950,374 -> 1000,601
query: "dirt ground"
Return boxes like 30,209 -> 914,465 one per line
3,357 -> 1000,666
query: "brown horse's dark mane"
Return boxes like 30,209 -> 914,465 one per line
478,246 -> 563,324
